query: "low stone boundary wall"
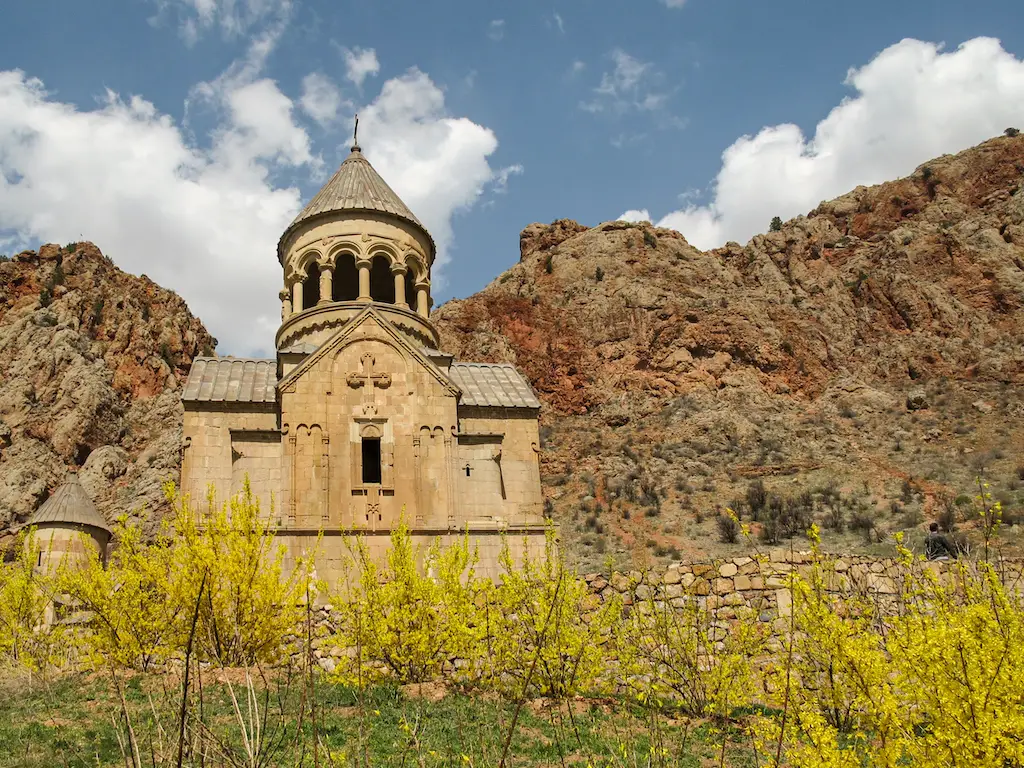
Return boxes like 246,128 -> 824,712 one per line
580,552 -> 1024,635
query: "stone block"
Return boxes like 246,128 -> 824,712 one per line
713,577 -> 734,595
775,588 -> 792,617
719,562 -> 738,577
611,573 -> 630,592
723,591 -> 745,607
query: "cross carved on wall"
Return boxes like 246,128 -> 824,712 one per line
347,353 -> 391,408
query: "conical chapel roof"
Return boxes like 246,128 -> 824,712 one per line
279,145 -> 432,259
27,474 -> 111,534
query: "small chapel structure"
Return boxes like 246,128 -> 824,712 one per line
180,132 -> 548,582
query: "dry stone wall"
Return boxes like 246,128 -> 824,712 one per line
582,552 -> 1024,632
301,552 -> 1024,671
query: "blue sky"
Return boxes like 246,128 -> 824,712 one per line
1,0 -> 1023,355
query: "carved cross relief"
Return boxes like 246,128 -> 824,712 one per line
346,353 -> 391,415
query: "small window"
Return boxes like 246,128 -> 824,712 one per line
362,438 -> 382,484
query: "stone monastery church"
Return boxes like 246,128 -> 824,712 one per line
178,136 -> 548,580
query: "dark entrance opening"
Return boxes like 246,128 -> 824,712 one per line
362,438 -> 382,484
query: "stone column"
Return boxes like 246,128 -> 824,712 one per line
356,258 -> 372,302
279,288 -> 291,320
292,280 -> 303,314
415,281 -> 430,318
392,263 -> 408,307
318,265 -> 333,305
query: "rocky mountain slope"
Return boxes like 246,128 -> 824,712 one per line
434,134 -> 1024,569
0,242 -> 214,544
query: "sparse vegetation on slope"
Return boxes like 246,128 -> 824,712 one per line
434,134 -> 1024,570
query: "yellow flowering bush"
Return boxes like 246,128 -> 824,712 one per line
0,529 -> 64,671
169,480 -> 315,665
483,529 -> 622,699
754,531 -> 1024,768
621,581 -> 767,717
330,518 -> 487,685
61,479 -> 313,670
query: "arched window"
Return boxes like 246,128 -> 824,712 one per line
369,255 -> 395,303
333,253 -> 358,301
301,263 -> 320,311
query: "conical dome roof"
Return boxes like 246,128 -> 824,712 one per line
279,145 -> 433,259
27,474 -> 111,534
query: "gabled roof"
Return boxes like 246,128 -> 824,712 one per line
182,357 -> 277,404
448,363 -> 542,409
277,305 -> 461,399
279,146 -> 433,258
28,474 -> 110,534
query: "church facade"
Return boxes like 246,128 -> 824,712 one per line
180,141 -> 548,582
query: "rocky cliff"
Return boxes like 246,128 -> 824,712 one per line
434,134 -> 1024,569
0,242 -> 214,543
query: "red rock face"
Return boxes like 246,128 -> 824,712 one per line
0,242 -> 214,539
435,134 -> 1024,569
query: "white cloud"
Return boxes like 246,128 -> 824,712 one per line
621,37 -> 1024,250
581,49 -> 669,114
619,209 -> 651,223
553,13 -> 565,34
339,46 -> 380,88
488,19 -> 505,42
567,60 -> 586,78
150,0 -> 291,44
660,0 -> 687,7
300,72 -> 345,126
0,54 -> 510,354
492,164 -> 524,194
0,70 -> 305,357
357,68 -> 507,277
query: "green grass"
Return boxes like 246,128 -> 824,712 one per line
0,671 -> 762,767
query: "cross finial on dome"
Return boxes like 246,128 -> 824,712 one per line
353,114 -> 360,152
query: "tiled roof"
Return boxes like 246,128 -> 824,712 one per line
448,363 -> 542,409
182,357 -> 277,403
286,146 -> 425,233
28,474 -> 110,533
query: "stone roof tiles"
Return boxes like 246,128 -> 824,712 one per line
286,146 -> 424,233
28,474 -> 111,534
182,357 -> 277,404
448,363 -> 542,410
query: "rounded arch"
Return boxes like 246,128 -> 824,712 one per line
326,241 -> 363,264
366,242 -> 398,265
369,253 -> 395,303
292,248 -> 322,276
332,250 -> 359,302
404,253 -> 426,282
359,423 -> 382,439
